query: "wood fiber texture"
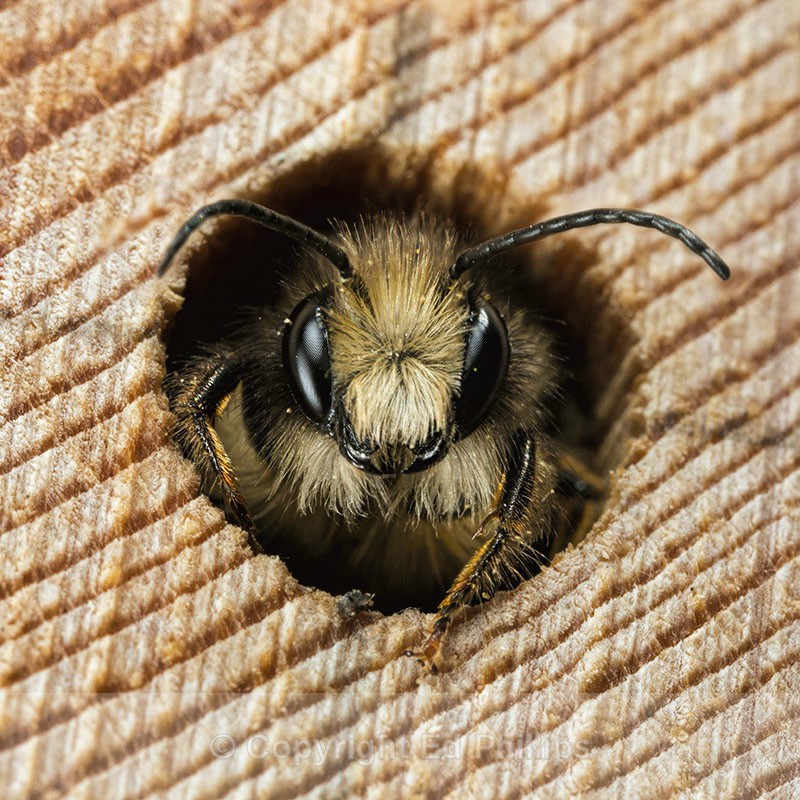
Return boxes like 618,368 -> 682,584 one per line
1,0 -> 799,798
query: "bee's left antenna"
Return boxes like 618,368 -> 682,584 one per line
157,199 -> 353,279
451,208 -> 730,282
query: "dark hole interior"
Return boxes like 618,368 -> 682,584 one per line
161,144 -> 631,614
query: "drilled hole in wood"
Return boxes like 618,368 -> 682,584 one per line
161,146 -> 627,614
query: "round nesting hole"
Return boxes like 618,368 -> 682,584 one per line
160,146 -> 631,614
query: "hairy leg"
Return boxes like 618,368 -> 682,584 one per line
412,430 -> 541,666
164,344 -> 255,532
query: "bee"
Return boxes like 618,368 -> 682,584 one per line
159,200 -> 729,665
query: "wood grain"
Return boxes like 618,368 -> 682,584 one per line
1,0 -> 799,797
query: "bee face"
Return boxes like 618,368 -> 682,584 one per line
281,216 -> 511,478
160,198 -> 728,663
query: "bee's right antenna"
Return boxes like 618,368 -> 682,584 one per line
450,208 -> 730,281
158,199 -> 353,279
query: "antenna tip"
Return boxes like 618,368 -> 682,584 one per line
705,249 -> 731,281
157,242 -> 182,278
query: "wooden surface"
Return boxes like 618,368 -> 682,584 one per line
1,0 -> 799,797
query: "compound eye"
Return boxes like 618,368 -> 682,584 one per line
283,292 -> 333,423
454,300 -> 509,437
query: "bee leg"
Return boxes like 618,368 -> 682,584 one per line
165,345 -> 256,534
555,449 -> 605,500
411,431 -> 537,668
552,450 -> 606,548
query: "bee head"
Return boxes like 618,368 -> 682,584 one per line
159,199 -> 727,520
282,216 -> 510,476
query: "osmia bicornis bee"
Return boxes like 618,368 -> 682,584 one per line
159,200 -> 729,665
